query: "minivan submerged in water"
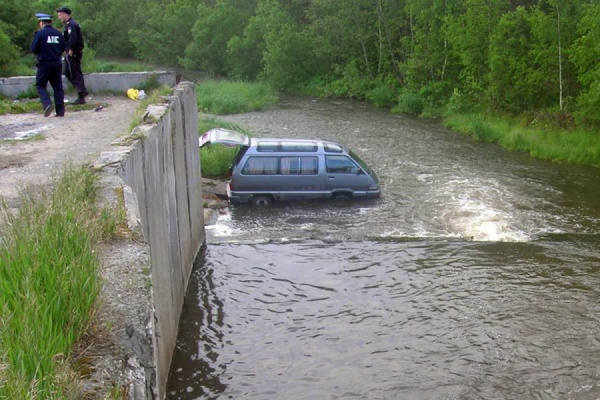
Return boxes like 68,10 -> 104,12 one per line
200,128 -> 381,205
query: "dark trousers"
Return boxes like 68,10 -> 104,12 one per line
36,61 -> 65,116
64,53 -> 88,97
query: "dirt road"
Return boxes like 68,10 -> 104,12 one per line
0,95 -> 139,207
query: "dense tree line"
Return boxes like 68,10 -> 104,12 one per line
4,0 -> 600,126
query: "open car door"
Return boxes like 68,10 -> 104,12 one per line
200,128 -> 250,148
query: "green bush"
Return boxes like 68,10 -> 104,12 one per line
0,26 -> 19,77
446,88 -> 475,115
394,91 -> 424,115
366,85 -> 395,108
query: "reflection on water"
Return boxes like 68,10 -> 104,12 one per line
167,239 -> 600,399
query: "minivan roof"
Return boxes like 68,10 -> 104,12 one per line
200,128 -> 349,152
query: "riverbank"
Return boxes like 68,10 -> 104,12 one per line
0,95 -> 227,398
442,112 -> 600,168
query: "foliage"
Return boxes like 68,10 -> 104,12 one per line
196,79 -> 278,115
393,90 -> 424,115
0,165 -> 115,398
200,145 -> 239,178
183,1 -> 254,75
322,62 -> 375,99
198,117 -> 252,178
0,22 -> 18,77
443,112 -> 600,167
0,0 -> 598,159
129,0 -> 198,66
569,4 -> 600,127
366,84 -> 396,109
91,59 -> 154,73
445,88 -> 475,115
77,0 -> 140,57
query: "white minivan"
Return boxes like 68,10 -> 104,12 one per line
200,128 -> 380,205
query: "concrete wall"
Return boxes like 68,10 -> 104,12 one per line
0,71 -> 178,98
118,82 -> 204,398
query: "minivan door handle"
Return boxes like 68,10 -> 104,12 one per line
327,176 -> 335,180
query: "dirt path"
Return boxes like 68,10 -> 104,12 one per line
0,96 -> 139,207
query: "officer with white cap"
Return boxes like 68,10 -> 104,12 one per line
30,13 -> 66,117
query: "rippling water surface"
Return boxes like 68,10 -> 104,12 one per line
167,97 -> 600,399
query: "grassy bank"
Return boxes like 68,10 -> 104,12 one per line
0,166 -> 125,398
196,80 -> 278,178
443,113 -> 600,167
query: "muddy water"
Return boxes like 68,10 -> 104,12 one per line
167,97 -> 600,399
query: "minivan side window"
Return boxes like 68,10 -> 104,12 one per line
280,156 -> 318,175
242,156 -> 278,175
241,156 -> 319,175
326,155 -> 359,174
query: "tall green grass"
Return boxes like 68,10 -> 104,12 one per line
196,79 -> 278,115
196,80 -> 277,178
443,113 -> 600,167
199,116 -> 253,178
0,165 -> 123,398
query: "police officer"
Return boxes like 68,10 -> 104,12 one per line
56,6 -> 88,104
31,13 -> 65,117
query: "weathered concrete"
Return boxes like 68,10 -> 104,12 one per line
0,71 -> 178,98
114,82 -> 204,398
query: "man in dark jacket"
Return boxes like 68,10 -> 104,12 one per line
31,13 -> 65,117
56,6 -> 88,104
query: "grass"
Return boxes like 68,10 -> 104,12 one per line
443,113 -> 600,167
195,80 -> 277,178
0,165 -> 126,398
199,116 -> 252,178
196,79 -> 278,115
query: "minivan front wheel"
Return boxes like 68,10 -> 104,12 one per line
251,195 -> 273,206
332,193 -> 352,203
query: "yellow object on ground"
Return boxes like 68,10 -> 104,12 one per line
127,88 -> 139,100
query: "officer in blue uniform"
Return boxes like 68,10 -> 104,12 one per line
30,13 -> 65,117
56,6 -> 88,104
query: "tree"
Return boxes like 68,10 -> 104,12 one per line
569,3 -> 600,126
0,22 -> 19,76
0,0 -> 37,52
129,0 -> 198,66
446,0 -> 508,101
489,7 -> 536,112
183,1 -> 254,75
75,0 -> 140,57
231,0 -> 318,90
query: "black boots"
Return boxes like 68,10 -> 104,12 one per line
72,91 -> 88,105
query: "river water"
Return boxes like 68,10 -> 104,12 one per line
167,97 -> 600,399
